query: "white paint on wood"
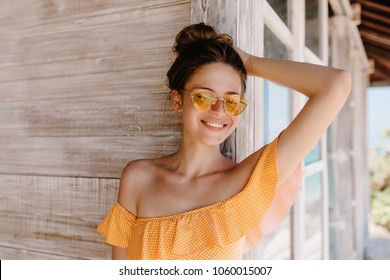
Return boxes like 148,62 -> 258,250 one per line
263,2 -> 294,50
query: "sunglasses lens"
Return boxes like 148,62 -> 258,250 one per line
225,95 -> 247,115
192,91 -> 216,112
190,90 -> 247,115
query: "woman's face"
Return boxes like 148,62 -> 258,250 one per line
175,62 -> 243,147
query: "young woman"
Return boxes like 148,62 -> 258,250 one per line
97,23 -> 351,260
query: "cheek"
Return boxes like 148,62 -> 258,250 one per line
180,106 -> 199,126
231,115 -> 240,126
230,116 -> 241,132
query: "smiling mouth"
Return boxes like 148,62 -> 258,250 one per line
202,120 -> 227,129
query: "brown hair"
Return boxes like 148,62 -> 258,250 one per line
167,23 -> 247,94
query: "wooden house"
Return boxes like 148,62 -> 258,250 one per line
0,0 -> 388,259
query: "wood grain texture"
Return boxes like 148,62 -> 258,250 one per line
0,135 -> 181,178
0,246 -> 81,260
191,0 -> 237,38
328,17 -> 356,259
0,174 -> 118,259
0,0 -> 188,178
0,3 -> 188,101
0,91 -> 181,178
0,0 -> 190,259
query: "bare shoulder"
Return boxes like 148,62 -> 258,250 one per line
117,159 -> 156,216
121,159 -> 155,180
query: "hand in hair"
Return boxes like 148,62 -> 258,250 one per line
234,46 -> 251,71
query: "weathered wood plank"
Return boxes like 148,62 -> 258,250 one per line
1,8 -> 183,68
0,5 -> 188,103
0,0 -> 189,37
328,17 -> 355,259
0,52 -> 172,85
0,0 -> 190,260
0,134 -> 181,178
0,91 -> 182,178
0,68 -> 167,102
191,0 -> 237,38
0,213 -> 110,259
0,174 -> 118,259
0,175 -> 118,216
0,246 -> 80,260
1,2 -> 187,64
0,0 -> 188,178
0,92 -> 181,137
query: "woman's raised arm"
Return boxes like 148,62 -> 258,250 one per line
238,49 -> 351,185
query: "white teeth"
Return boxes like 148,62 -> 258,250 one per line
205,121 -> 224,128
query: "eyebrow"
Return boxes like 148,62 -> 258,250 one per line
193,86 -> 241,96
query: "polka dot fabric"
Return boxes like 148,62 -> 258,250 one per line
97,134 -> 302,259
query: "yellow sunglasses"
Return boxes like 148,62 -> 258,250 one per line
181,88 -> 247,116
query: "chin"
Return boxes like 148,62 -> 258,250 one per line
201,134 -> 232,148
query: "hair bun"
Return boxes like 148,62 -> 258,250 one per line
173,22 -> 233,55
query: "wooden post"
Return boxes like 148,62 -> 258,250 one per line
329,15 -> 355,259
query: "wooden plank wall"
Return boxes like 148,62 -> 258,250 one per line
0,0 -> 189,259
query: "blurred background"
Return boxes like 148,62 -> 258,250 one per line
0,0 -> 389,259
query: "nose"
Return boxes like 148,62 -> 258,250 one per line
209,98 -> 226,115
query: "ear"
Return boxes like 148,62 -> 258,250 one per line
171,90 -> 183,112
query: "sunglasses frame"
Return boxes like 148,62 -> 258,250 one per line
180,88 -> 247,116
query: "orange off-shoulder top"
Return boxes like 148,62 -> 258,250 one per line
97,134 -> 302,259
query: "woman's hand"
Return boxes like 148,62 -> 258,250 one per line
234,46 -> 252,74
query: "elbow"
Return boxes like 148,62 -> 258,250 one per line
334,69 -> 352,98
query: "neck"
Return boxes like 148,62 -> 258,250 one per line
169,137 -> 229,178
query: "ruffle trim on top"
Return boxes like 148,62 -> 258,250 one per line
97,134 -> 302,259
97,202 -> 136,248
243,163 -> 302,252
